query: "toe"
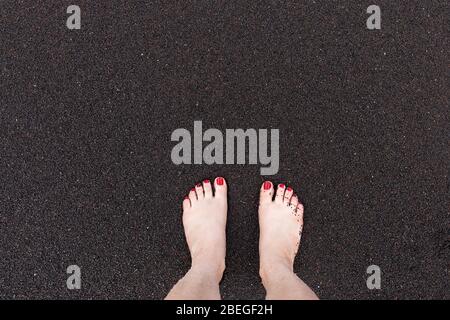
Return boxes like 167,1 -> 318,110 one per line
188,188 -> 197,202
260,181 -> 274,204
284,187 -> 294,204
214,177 -> 227,198
182,196 -> 191,210
290,194 -> 299,208
274,183 -> 285,203
195,182 -> 204,199
203,179 -> 213,198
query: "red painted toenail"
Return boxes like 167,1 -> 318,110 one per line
287,187 -> 292,192
196,183 -> 202,187
263,181 -> 272,190
217,177 -> 224,185
279,184 -> 285,188
184,196 -> 189,200
191,188 -> 195,192
203,179 -> 210,184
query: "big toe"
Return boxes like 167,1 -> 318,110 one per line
214,177 -> 227,198
260,181 -> 274,204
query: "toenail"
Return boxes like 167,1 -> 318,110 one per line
217,177 -> 224,185
184,196 -> 189,200
287,187 -> 292,192
279,184 -> 285,188
263,181 -> 272,190
196,183 -> 202,187
191,188 -> 196,192
203,179 -> 210,184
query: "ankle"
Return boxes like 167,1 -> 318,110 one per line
259,256 -> 294,283
191,258 -> 225,283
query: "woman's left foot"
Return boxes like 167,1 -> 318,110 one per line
182,177 -> 228,282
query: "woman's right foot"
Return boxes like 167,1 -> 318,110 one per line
258,181 -> 304,279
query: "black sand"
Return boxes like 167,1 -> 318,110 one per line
0,1 -> 448,299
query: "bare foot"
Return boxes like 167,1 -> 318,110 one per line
258,181 -> 303,275
258,181 -> 318,300
182,177 -> 227,282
